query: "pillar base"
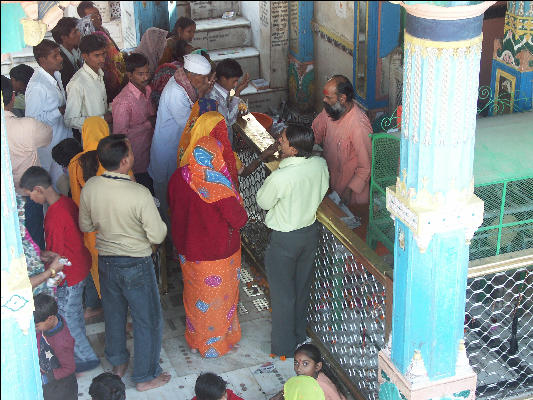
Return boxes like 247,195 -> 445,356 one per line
378,351 -> 477,400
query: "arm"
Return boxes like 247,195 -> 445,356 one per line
51,330 -> 76,380
25,85 -> 62,127
256,174 -> 280,211
312,110 -> 327,145
29,255 -> 64,289
30,118 -> 53,149
347,128 -> 372,195
140,192 -> 167,245
78,189 -> 96,233
216,197 -> 248,230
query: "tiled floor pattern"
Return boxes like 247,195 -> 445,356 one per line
77,257 -> 299,399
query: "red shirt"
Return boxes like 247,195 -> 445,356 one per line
168,167 -> 248,261
44,196 -> 91,286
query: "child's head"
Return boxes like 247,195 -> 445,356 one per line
80,34 -> 107,73
51,17 -> 81,49
33,293 -> 59,332
194,372 -> 228,400
215,59 -> 243,92
294,343 -> 323,378
172,16 -> 196,42
125,53 -> 150,89
89,372 -> 126,400
20,166 -> 53,204
52,138 -> 83,168
33,39 -> 63,73
9,64 -> 34,94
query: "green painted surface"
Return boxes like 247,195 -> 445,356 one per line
473,112 -> 533,185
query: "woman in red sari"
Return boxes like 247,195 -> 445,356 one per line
168,136 -> 247,358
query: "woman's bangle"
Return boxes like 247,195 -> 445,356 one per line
50,268 -> 56,278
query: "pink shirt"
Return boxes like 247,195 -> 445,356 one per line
112,82 -> 155,173
312,105 -> 372,205
317,372 -> 347,400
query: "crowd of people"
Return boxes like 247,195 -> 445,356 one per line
3,1 -> 372,398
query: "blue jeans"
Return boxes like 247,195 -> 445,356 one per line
56,278 -> 99,372
99,255 -> 163,383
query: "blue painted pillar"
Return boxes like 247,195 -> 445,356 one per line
288,1 -> 314,113
378,2 -> 495,399
1,105 -> 43,398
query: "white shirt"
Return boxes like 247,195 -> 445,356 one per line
25,67 -> 73,186
148,77 -> 192,184
208,83 -> 240,145
65,63 -> 108,130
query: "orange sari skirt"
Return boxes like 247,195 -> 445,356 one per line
181,248 -> 242,358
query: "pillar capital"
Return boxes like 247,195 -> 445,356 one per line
390,1 -> 496,20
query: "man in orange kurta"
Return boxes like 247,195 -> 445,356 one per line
312,75 -> 372,206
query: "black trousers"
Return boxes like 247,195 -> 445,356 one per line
42,373 -> 78,400
265,222 -> 320,355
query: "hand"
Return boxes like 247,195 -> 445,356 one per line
260,142 -> 280,161
40,251 -> 59,264
103,111 -> 113,124
58,105 -> 66,115
235,72 -> 250,96
198,74 -> 216,98
148,115 -> 157,128
341,187 -> 352,205
47,254 -> 65,273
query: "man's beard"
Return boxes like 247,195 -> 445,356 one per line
323,101 -> 346,121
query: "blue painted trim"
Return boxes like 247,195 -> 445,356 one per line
406,13 -> 483,42
289,1 -> 314,62
380,2 -> 401,58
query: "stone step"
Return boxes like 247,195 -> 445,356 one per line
190,1 -> 240,20
240,85 -> 288,114
208,47 -> 260,80
192,17 -> 251,51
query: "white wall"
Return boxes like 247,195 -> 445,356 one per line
240,1 -> 261,50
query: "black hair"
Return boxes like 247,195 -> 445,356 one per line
194,372 -> 227,400
77,1 -> 96,18
331,75 -> 355,102
79,151 -> 100,182
173,39 -> 192,62
33,293 -> 58,323
97,134 -> 129,171
285,123 -> 315,158
170,16 -> 196,37
89,372 -> 126,400
51,17 -> 79,44
52,138 -> 83,168
9,64 -> 34,86
79,34 -> 107,55
20,166 -> 52,191
215,58 -> 243,80
124,52 -> 148,73
1,75 -> 13,107
294,343 -> 346,397
33,39 -> 60,64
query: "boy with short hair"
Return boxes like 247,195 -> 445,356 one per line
51,17 -> 83,88
89,372 -> 126,400
207,58 -> 250,145
20,166 -> 99,373
34,293 -> 78,400
9,63 -> 34,117
65,34 -> 112,131
112,52 -> 156,192
193,373 -> 244,400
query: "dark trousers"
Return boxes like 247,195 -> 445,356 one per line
24,196 -> 45,250
42,373 -> 78,400
265,222 -> 320,355
135,172 -> 154,195
83,273 -> 102,309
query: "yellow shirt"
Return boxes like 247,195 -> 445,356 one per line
256,156 -> 329,232
79,171 -> 167,256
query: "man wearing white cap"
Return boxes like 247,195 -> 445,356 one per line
148,53 -> 213,232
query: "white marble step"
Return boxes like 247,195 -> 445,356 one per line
191,17 -> 251,50
209,46 -> 260,80
190,1 -> 240,20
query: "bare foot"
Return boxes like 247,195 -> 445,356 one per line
136,372 -> 171,392
112,360 -> 129,377
190,348 -> 198,354
84,307 -> 103,320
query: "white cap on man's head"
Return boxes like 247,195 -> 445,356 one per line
183,54 -> 211,75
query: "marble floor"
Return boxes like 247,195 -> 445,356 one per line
77,256 -> 301,400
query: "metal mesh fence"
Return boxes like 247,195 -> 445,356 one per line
308,227 -> 386,400
465,266 -> 533,399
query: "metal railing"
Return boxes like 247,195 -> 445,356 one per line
234,128 -> 533,400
